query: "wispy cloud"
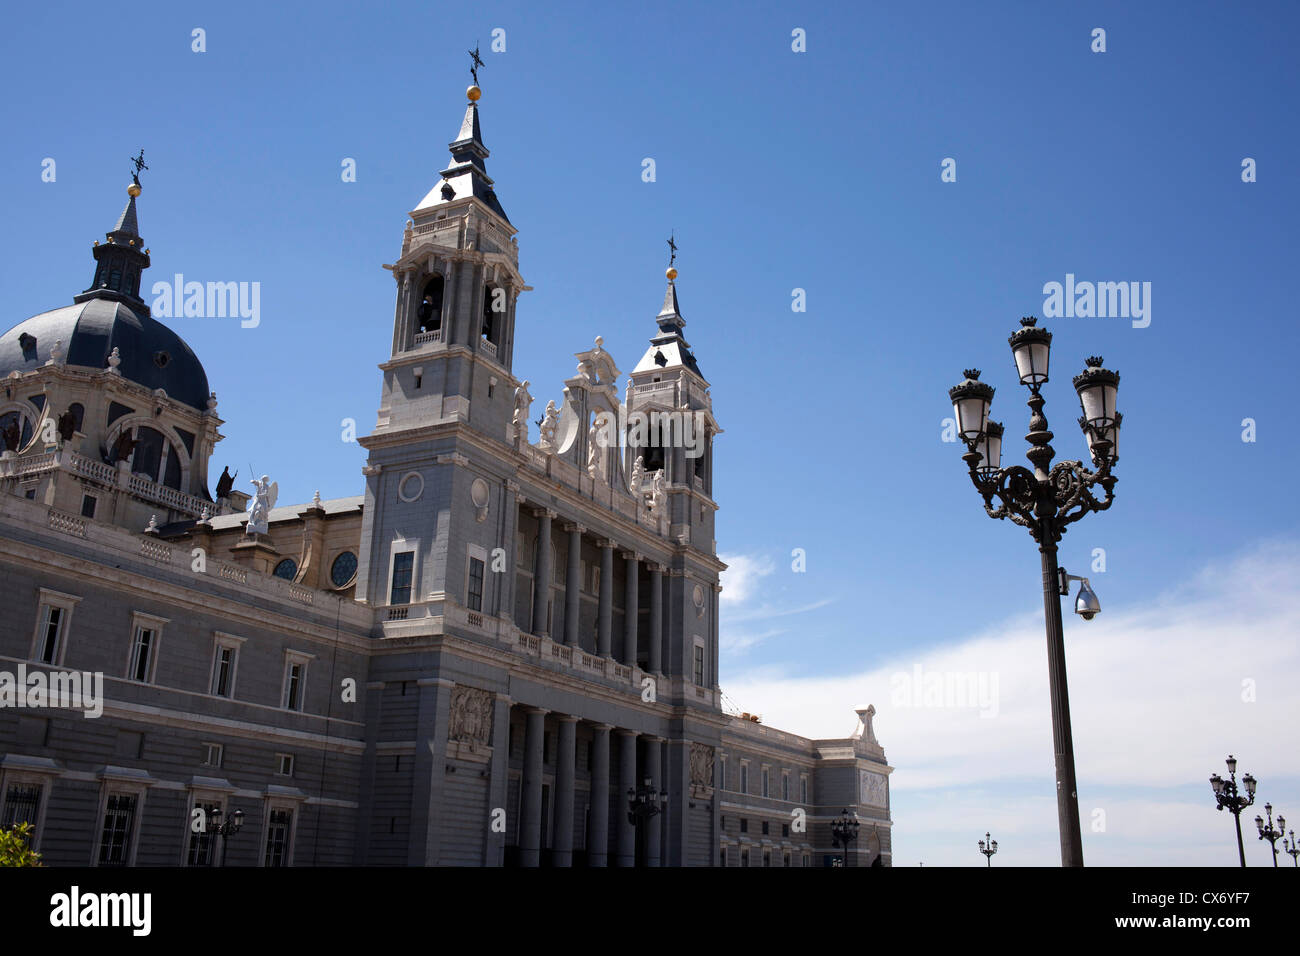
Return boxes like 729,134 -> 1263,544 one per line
718,552 -> 835,657
723,538 -> 1300,865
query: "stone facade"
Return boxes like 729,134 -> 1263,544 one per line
0,80 -> 892,867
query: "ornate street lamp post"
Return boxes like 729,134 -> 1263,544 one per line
1255,804 -> 1286,868
949,318 -> 1121,868
1209,754 -> 1257,867
626,777 -> 666,867
1283,830 -> 1299,867
202,806 -> 244,867
978,832 -> 998,867
830,809 -> 860,867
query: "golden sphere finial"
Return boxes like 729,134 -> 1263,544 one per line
466,85 -> 481,102
666,266 -> 678,280
127,182 -> 142,198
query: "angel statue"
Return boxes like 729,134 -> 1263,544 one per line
587,413 -> 607,479
649,469 -> 665,513
512,380 -> 533,430
246,474 -> 278,536
538,400 -> 559,451
629,454 -> 645,495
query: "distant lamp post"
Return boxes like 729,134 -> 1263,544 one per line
978,832 -> 999,867
1209,754 -> 1256,867
626,777 -> 667,866
1255,804 -> 1286,868
948,319 -> 1120,868
1283,830 -> 1299,867
204,806 -> 245,867
830,809 -> 860,867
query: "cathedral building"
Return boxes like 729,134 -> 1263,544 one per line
0,76 -> 893,867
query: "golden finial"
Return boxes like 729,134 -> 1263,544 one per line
127,182 -> 142,197
466,84 -> 481,102
666,267 -> 677,280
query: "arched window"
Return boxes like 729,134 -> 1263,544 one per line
0,410 -> 34,453
273,558 -> 298,581
128,425 -> 184,490
417,276 -> 443,334
481,285 -> 498,343
109,269 -> 122,291
68,403 -> 85,432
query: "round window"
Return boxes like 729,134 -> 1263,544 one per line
273,558 -> 298,581
330,551 -> 358,588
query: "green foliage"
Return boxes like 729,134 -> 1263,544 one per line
0,823 -> 43,867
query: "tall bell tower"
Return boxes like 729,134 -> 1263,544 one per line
356,74 -> 529,605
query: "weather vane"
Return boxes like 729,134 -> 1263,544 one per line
667,231 -> 678,268
468,43 -> 484,85
130,149 -> 149,186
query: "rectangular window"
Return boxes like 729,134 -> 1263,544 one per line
761,821 -> 769,835
467,557 -> 485,612
283,662 -> 304,711
782,773 -> 790,802
211,636 -> 243,698
803,853 -> 811,868
186,800 -> 221,866
763,851 -> 771,867
801,777 -> 808,804
277,754 -> 294,776
264,808 -> 293,867
739,818 -> 748,833
36,605 -> 64,664
389,552 -> 414,605
2,783 -> 42,833
80,494 -> 97,519
720,847 -> 727,867
783,852 -> 791,867
762,768 -> 770,798
741,848 -> 750,867
97,793 -> 136,867
693,644 -> 705,685
740,764 -> 748,794
202,743 -> 223,767
782,823 -> 790,837
128,626 -> 155,682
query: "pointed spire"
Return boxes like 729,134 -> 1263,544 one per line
414,81 -> 509,223
74,169 -> 153,312
634,255 -> 703,379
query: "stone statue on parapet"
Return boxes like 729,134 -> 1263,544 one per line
246,474 -> 278,536
539,400 -> 559,450
512,380 -> 533,430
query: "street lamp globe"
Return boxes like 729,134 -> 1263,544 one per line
949,370 -> 994,444
1073,356 -> 1120,431
1008,316 -> 1052,387
976,421 -> 1004,478
1244,773 -> 1257,797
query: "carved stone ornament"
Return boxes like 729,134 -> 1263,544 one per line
448,686 -> 494,750
690,743 -> 714,790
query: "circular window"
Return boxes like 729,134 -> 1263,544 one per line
693,584 -> 705,609
398,471 -> 424,503
273,558 -> 298,581
330,551 -> 358,588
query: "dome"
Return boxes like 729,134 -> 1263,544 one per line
0,298 -> 210,411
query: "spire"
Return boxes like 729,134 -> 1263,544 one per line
634,253 -> 703,379
413,73 -> 510,222
73,152 -> 153,311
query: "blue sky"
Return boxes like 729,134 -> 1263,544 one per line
3,1 -> 1297,865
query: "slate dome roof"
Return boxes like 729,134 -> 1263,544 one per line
0,298 -> 210,411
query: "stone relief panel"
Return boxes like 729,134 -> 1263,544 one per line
449,686 -> 494,751
860,769 -> 888,808
690,743 -> 714,790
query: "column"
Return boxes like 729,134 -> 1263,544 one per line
623,552 -> 639,665
409,678 -> 453,865
553,716 -> 577,867
597,540 -> 614,657
564,524 -> 583,646
486,695 -> 512,867
500,483 -> 521,622
645,736 -> 662,867
531,510 -> 554,637
588,724 -> 611,867
648,564 -> 663,674
519,707 -> 547,867
617,730 -> 638,867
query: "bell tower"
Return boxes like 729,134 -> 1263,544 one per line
373,77 -> 530,442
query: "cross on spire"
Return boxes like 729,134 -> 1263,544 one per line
468,43 -> 485,85
129,149 -> 149,186
667,231 -> 678,268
